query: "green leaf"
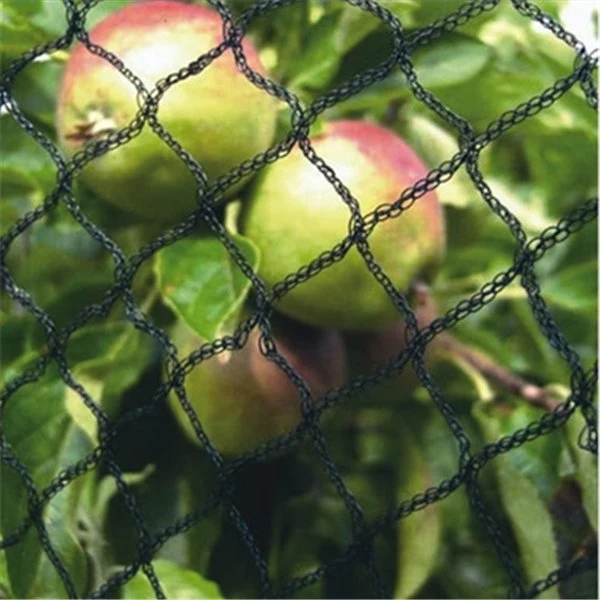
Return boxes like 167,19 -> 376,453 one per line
379,0 -> 419,24
436,6 -> 596,134
0,544 -> 12,598
155,233 -> 260,341
85,0 -> 131,30
413,407 -> 511,598
481,176 -> 555,235
92,465 -> 155,525
5,224 -> 111,329
66,321 -> 156,421
65,374 -> 103,445
411,32 -> 493,90
478,403 -> 563,501
336,4 -> 387,55
259,0 -> 309,81
394,425 -> 442,599
495,468 -> 559,599
540,261 -> 598,314
10,59 -> 63,128
103,447 -> 221,579
1,368 -> 93,598
270,492 -> 348,599
288,12 -> 343,90
330,74 -> 409,117
3,0 -> 43,17
26,0 -> 68,40
122,559 -> 223,599
474,403 -> 561,598
0,311 -> 40,376
0,116 -> 56,195
398,114 -> 478,208
523,130 -> 597,216
434,348 -> 496,404
412,0 -> 487,27
0,4 -> 48,59
561,413 -> 598,532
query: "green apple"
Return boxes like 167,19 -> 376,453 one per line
240,120 -> 445,330
169,316 -> 347,456
56,0 -> 278,221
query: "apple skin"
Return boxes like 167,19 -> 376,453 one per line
344,287 -> 441,402
56,0 -> 278,222
239,120 -> 445,331
169,317 -> 347,456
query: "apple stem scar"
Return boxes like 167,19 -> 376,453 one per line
65,109 -> 117,143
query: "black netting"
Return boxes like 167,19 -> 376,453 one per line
0,0 -> 597,598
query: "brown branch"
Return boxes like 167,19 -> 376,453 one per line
412,282 -> 561,412
436,335 -> 561,412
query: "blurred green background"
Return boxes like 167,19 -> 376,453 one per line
0,1 -> 597,598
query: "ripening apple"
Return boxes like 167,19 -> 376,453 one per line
169,316 -> 347,456
240,120 -> 445,331
344,284 -> 442,402
56,0 -> 278,221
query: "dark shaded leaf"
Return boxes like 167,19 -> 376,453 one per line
394,424 -> 442,599
10,59 -> 63,128
0,116 -> 56,194
560,413 -> 598,532
103,444 -> 222,580
414,407 -> 512,598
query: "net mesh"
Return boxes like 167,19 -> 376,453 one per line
0,0 -> 598,598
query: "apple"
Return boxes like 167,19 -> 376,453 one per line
239,120 -> 445,331
344,284 -> 442,403
56,0 -> 278,222
168,315 -> 347,456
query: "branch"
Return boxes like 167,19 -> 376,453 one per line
436,334 -> 561,412
412,283 -> 561,412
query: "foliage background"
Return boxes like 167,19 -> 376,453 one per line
0,0 -> 597,598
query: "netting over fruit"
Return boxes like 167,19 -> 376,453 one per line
0,0 -> 597,598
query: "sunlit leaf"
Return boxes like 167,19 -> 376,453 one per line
156,232 -> 260,341
1,369 -> 92,598
122,559 -> 223,599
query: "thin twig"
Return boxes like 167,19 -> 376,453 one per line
436,334 -> 561,412
412,282 -> 561,412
